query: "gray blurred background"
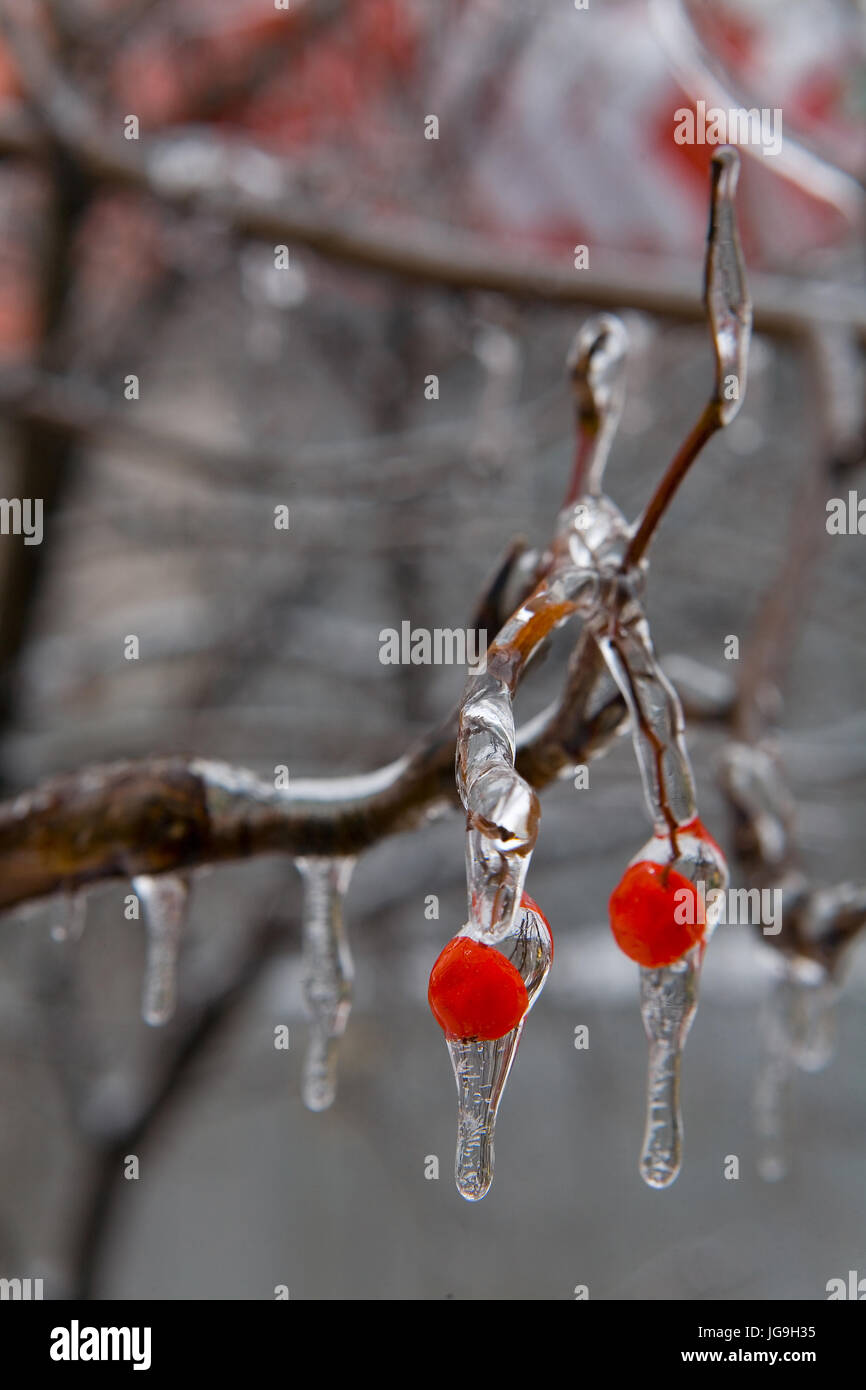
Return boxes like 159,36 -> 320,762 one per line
0,0 -> 863,1299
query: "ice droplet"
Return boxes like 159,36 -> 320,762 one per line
447,896 -> 552,1201
296,857 -> 355,1113
133,873 -> 189,1026
638,944 -> 702,1188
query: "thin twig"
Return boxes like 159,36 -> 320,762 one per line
624,147 -> 752,567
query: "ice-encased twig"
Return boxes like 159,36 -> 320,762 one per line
457,571 -> 596,942
625,146 -> 752,569
704,146 -> 752,427
296,856 -> 355,1112
564,313 -> 628,503
600,606 -> 726,1189
638,944 -> 702,1188
596,601 -> 697,838
448,149 -> 749,1195
133,872 -> 189,1026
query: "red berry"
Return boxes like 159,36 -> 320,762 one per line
429,936 -> 529,1041
609,860 -> 704,968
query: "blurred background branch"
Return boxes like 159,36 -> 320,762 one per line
0,0 -> 862,1300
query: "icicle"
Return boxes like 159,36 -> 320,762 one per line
444,895 -> 552,1200
51,889 -> 88,943
628,832 -> 726,1189
788,962 -> 838,1075
448,1034 -> 513,1202
784,884 -> 861,1073
596,598 -> 731,1188
133,873 -> 189,1026
754,972 -> 792,1182
754,954 -> 838,1181
638,944 -> 702,1188
296,856 -> 355,1113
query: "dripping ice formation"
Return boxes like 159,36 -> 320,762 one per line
638,944 -> 702,1188
446,896 -> 552,1201
449,312 -> 727,1195
630,823 -> 727,1187
296,856 -> 355,1112
599,606 -> 727,1188
133,873 -> 189,1026
447,1035 -> 511,1203
754,953 -> 839,1182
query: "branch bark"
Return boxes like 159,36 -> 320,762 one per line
0,686 -> 627,913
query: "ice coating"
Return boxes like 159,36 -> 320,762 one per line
453,324 -> 633,952
454,345 -> 722,1189
623,822 -> 727,1186
565,313 -> 628,501
599,618 -> 724,1187
133,872 -> 189,1026
705,147 -> 752,427
449,150 -> 748,1192
785,961 -> 839,1076
717,741 -> 794,869
638,944 -> 702,1187
456,570 -> 596,942
296,856 -> 355,1112
754,954 -> 839,1181
595,607 -> 697,837
445,896 -> 552,1200
458,671 -> 534,943
447,1035 -> 514,1202
595,597 -> 726,1188
455,317 -> 632,945
629,820 -> 727,893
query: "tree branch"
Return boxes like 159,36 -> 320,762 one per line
0,683 -> 628,913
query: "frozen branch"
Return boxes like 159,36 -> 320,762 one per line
719,323 -> 866,974
0,27 -> 863,342
0,679 -> 628,915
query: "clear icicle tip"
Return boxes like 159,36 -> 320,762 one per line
449,1029 -> 522,1201
638,945 -> 702,1189
133,873 -> 189,1027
